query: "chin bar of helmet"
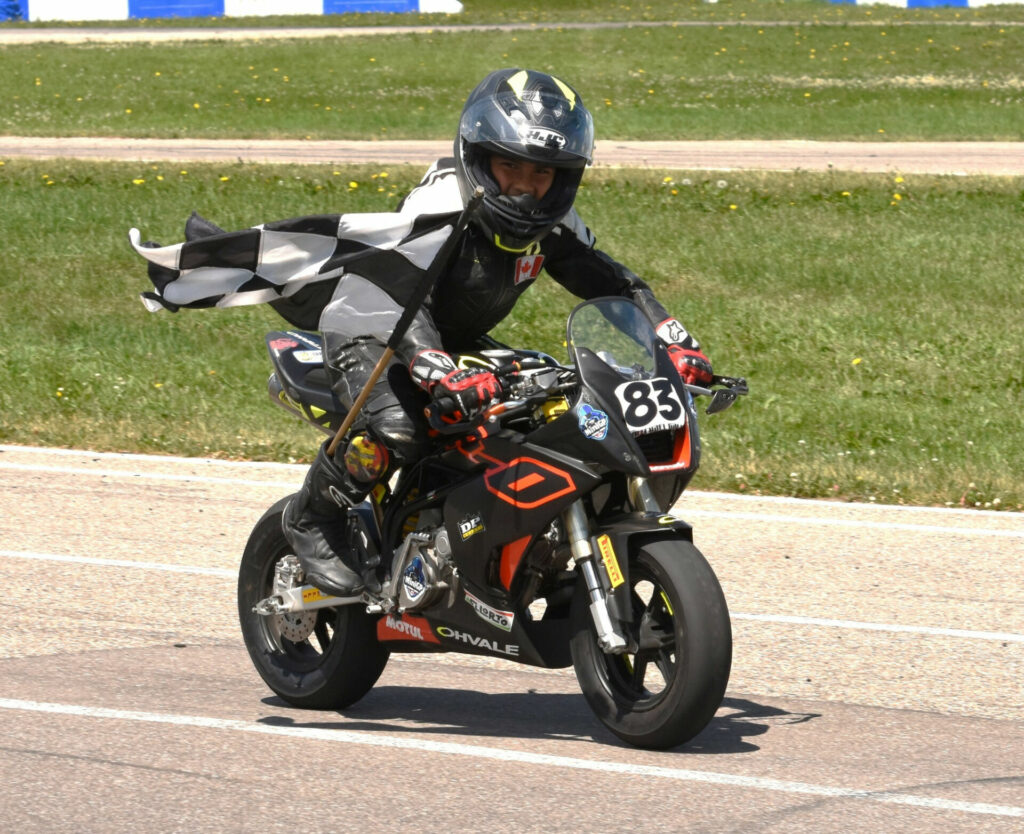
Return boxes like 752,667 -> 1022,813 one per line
326,187 -> 486,457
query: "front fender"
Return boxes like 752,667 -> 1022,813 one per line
590,513 -> 693,625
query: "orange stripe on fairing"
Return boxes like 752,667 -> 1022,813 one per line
508,471 -> 545,491
500,535 -> 532,590
649,427 -> 692,473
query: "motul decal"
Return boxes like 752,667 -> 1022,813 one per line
376,614 -> 440,643
484,457 -> 576,509
268,338 -> 299,351
514,254 -> 544,285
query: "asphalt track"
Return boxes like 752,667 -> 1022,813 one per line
1,445 -> 1021,832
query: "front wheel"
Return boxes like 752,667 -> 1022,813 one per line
237,495 -> 389,709
570,539 -> 732,749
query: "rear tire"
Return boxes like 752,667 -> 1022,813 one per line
237,496 -> 389,709
570,538 -> 731,749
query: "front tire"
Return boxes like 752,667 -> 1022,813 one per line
237,495 -> 389,709
570,539 -> 731,749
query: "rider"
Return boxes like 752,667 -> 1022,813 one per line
283,67 -> 713,597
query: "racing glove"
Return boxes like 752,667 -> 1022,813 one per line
656,318 -> 714,386
409,350 -> 502,421
431,368 -> 503,421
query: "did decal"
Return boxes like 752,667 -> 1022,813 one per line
458,513 -> 486,541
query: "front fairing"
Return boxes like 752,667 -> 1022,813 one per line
527,298 -> 700,481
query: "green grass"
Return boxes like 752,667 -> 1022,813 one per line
2,3 -> 1021,508
3,21 -> 1023,140
1,158 -> 1021,510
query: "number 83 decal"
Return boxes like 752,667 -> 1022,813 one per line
614,378 -> 687,434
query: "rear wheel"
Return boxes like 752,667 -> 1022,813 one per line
237,496 -> 389,709
570,538 -> 731,749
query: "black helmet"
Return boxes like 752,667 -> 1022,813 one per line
455,68 -> 594,253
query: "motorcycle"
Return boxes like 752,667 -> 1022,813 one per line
238,296 -> 747,749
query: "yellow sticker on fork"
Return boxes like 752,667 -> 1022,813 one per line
596,534 -> 624,588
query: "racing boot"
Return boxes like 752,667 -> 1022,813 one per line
282,440 -> 369,597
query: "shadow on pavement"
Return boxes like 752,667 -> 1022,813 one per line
257,689 -> 820,754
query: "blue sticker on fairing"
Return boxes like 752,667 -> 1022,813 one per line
577,403 -> 609,441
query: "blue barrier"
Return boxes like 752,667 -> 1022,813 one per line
128,0 -> 223,16
2,0 -> 25,20
831,0 -> 984,6
14,0 -> 458,20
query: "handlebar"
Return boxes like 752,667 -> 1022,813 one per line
686,375 -> 749,414
428,369 -> 748,433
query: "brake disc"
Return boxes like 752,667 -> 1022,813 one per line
277,610 -> 317,643
272,554 -> 317,643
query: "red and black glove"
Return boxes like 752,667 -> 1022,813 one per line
431,367 -> 502,421
667,345 -> 714,386
410,350 -> 502,421
656,318 -> 713,386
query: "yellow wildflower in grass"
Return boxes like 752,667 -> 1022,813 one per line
219,176 -> 230,182
852,358 -> 862,366
132,178 -> 145,185
193,102 -> 201,110
349,181 -> 359,189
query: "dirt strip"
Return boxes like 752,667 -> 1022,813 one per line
3,136 -> 1023,174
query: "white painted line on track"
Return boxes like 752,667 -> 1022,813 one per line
0,550 -> 235,578
0,444 -> 307,472
0,462 -> 298,491
683,509 -> 1024,539
730,612 -> 1024,644
0,698 -> 1019,818
4,443 -> 1019,521
3,458 -> 1021,538
4,549 -> 1021,644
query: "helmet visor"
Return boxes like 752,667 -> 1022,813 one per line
460,90 -> 594,166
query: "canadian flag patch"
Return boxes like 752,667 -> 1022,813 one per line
514,254 -> 545,285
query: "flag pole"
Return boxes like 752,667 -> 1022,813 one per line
326,186 -> 485,457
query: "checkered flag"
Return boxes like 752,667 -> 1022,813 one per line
130,210 -> 459,317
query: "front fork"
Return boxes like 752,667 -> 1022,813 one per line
563,478 -> 666,654
564,500 -> 629,654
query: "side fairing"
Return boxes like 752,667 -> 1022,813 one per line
442,433 -> 600,593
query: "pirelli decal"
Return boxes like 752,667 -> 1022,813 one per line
596,534 -> 624,588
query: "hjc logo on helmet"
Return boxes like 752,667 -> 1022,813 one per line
521,127 -> 567,150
